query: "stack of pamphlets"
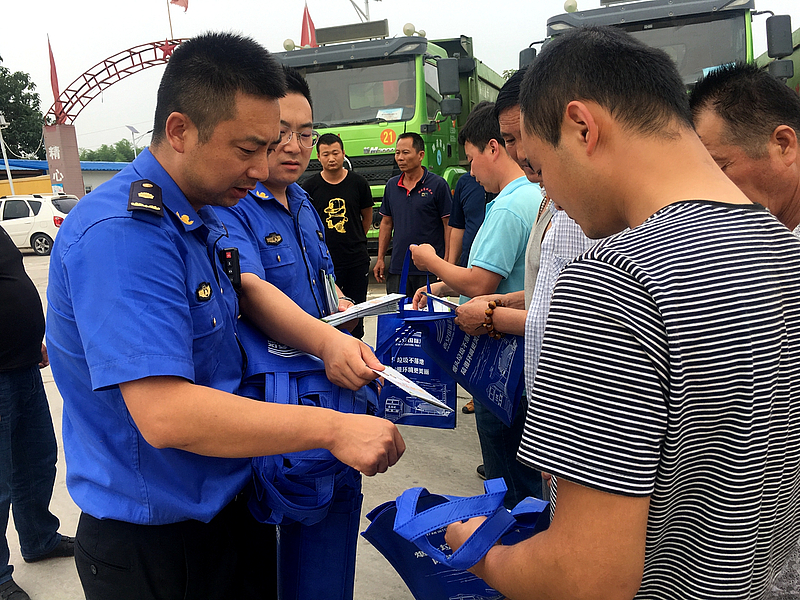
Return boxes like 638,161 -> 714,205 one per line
322,293 -> 407,328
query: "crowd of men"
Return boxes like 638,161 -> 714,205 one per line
2,22 -> 799,600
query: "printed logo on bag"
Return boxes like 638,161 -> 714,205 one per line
265,233 -> 282,245
196,282 -> 212,302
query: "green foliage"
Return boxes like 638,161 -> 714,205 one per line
502,69 -> 517,81
0,55 -> 46,160
79,138 -> 137,162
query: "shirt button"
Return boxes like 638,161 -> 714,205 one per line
312,279 -> 316,285
277,255 -> 281,262
212,317 -> 217,327
303,246 -> 306,251
91,565 -> 97,575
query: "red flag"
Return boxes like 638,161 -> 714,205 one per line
301,3 -> 317,48
48,36 -> 66,125
170,0 -> 188,12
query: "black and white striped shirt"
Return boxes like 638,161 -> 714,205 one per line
519,200 -> 800,598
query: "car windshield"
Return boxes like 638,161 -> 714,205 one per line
51,196 -> 78,214
299,58 -> 417,127
620,12 -> 748,85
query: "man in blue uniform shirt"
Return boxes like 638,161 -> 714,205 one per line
215,66 -> 367,600
46,33 -> 404,600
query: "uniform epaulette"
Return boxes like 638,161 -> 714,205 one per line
127,180 -> 163,219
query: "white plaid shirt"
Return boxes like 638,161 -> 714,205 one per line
524,207 -> 598,395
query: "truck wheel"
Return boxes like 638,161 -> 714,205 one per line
32,233 -> 53,256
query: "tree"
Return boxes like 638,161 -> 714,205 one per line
0,55 -> 46,160
502,69 -> 517,81
80,139 -> 137,162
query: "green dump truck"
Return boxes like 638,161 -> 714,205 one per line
539,0 -> 799,91
276,21 -> 505,253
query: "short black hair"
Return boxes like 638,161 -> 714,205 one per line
458,101 -> 504,151
152,32 -> 286,145
520,26 -> 692,147
690,62 -> 800,158
398,132 -> 424,153
317,133 -> 343,152
283,65 -> 313,112
495,68 -> 527,119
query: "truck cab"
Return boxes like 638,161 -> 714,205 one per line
276,22 -> 504,252
544,0 -> 798,91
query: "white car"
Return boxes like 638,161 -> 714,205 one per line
0,194 -> 78,256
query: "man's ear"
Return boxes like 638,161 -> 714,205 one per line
164,112 -> 194,154
772,124 -> 798,167
488,138 -> 503,159
564,100 -> 600,156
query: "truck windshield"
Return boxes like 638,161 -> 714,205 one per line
299,58 -> 416,127
618,12 -> 748,85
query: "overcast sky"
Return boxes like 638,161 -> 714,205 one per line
3,0 -> 799,153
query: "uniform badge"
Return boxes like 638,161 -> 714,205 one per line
265,233 -> 282,245
196,282 -> 212,302
127,180 -> 163,216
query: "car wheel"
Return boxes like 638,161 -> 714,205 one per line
31,233 -> 53,256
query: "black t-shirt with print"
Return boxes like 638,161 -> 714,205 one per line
303,170 -> 373,268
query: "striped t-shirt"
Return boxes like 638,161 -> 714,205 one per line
519,200 -> 800,598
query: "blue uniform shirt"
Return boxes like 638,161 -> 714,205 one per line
46,149 -> 250,525
215,182 -> 334,381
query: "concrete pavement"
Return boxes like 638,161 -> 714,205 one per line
8,252 -> 484,600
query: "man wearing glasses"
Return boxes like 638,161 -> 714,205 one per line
214,66 -> 365,600
217,66 -> 349,320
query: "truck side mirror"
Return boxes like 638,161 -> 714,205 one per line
440,97 -> 462,117
519,47 -> 537,69
767,15 -> 793,59
437,58 -> 461,96
769,60 -> 795,81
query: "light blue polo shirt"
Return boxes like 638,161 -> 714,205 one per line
462,176 -> 540,302
47,149 -> 250,525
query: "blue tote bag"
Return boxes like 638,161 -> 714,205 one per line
362,479 -> 550,600
404,317 -> 526,427
374,251 -> 457,428
242,341 -> 377,600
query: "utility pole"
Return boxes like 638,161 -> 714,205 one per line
349,0 -> 380,22
0,113 -> 15,195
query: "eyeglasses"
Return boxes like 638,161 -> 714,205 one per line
279,128 -> 319,149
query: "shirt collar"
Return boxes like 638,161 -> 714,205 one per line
397,167 -> 428,192
249,181 -> 310,213
495,175 -> 531,200
131,149 -> 215,235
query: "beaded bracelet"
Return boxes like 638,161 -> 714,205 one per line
483,300 -> 505,339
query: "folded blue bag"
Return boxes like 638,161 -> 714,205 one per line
362,479 -> 550,600
243,342 -> 378,600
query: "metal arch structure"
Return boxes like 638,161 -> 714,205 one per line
45,39 -> 190,125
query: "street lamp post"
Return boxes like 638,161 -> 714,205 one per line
125,125 -> 140,158
125,126 -> 153,159
0,113 -> 15,195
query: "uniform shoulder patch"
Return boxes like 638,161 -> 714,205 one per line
127,180 -> 163,217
